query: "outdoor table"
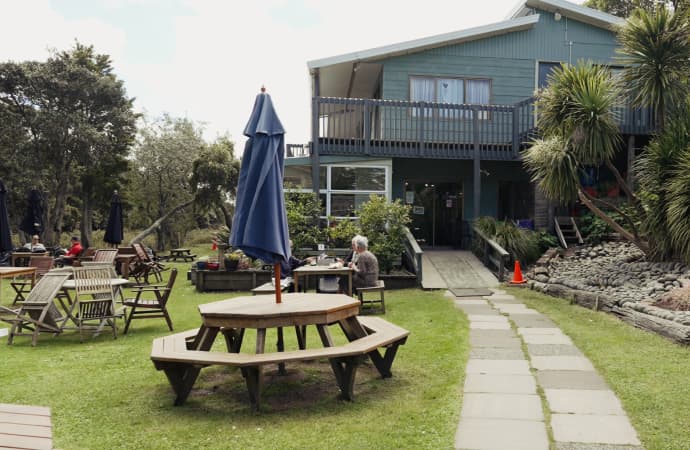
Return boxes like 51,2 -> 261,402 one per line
10,252 -> 49,267
61,277 -> 130,301
293,265 -> 353,297
168,248 -> 195,262
55,277 -> 130,330
0,267 -> 37,303
197,293 -> 367,353
115,254 -> 137,278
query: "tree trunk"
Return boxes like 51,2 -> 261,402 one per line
577,189 -> 650,255
129,199 -> 195,245
80,195 -> 93,250
219,203 -> 232,230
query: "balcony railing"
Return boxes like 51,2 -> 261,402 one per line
296,96 -> 655,161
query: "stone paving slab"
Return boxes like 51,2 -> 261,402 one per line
470,329 -> 516,339
510,315 -> 557,328
461,393 -> 543,420
527,344 -> 583,356
531,356 -> 596,371
469,335 -> 522,348
555,443 -> 644,450
545,389 -> 625,415
455,305 -> 497,315
551,414 -> 641,446
464,374 -> 536,394
454,299 -> 490,305
466,359 -> 530,375
517,327 -> 563,335
483,294 -> 516,301
470,322 -> 512,330
522,334 -> 574,345
470,347 -> 526,360
467,314 -> 509,322
455,418 -> 548,450
488,298 -> 524,304
536,370 -> 608,390
489,288 -> 506,294
500,307 -> 541,315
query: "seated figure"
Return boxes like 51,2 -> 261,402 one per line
339,235 -> 379,293
23,235 -> 46,253
54,236 -> 83,267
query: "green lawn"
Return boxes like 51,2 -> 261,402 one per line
0,258 -> 468,449
506,286 -> 690,450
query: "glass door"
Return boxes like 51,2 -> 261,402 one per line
404,181 -> 463,248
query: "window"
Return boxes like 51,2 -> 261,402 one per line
410,76 -> 490,118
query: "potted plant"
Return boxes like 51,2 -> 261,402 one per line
224,251 -> 241,272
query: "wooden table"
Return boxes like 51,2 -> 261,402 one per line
115,254 -> 137,278
0,403 -> 52,450
10,252 -> 49,267
293,265 -> 353,296
167,248 -> 195,262
0,267 -> 37,303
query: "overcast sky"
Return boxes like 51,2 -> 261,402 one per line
2,0 -> 584,149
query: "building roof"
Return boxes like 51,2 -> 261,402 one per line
507,0 -> 623,29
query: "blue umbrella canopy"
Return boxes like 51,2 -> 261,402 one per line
0,180 -> 13,252
104,191 -> 124,246
230,90 -> 291,267
19,189 -> 45,236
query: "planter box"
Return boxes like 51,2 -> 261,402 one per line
195,269 -> 271,292
379,272 -> 418,290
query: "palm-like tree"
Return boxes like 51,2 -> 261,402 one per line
523,62 -> 648,253
617,6 -> 690,131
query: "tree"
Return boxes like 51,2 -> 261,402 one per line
585,0 -> 682,17
523,62 -> 650,254
617,6 -> 690,131
0,43 -> 137,246
189,136 -> 240,229
128,115 -> 204,249
358,195 -> 411,273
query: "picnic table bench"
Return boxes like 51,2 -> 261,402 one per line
150,315 -> 409,409
0,403 -> 52,450
165,248 -> 196,262
251,281 -> 289,295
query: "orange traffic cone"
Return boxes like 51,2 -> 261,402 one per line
510,260 -> 526,284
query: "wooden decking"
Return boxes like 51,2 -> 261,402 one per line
0,403 -> 52,450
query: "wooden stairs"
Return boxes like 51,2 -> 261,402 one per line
554,216 -> 584,248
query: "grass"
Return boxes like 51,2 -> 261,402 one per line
506,286 -> 690,450
0,251 -> 468,449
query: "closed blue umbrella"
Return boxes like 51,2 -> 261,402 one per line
19,189 -> 45,236
0,180 -> 13,253
230,88 -> 291,303
104,191 -> 124,246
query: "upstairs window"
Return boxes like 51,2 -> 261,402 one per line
410,76 -> 490,119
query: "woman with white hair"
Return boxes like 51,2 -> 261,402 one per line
340,235 -> 379,292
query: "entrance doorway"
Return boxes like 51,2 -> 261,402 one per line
404,181 -> 463,248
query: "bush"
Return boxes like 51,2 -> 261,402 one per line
578,213 -> 612,244
285,191 -> 328,250
358,195 -> 411,273
328,218 -> 359,248
473,217 -> 547,266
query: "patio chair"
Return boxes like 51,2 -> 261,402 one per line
70,266 -> 119,342
0,272 -> 71,346
10,256 -> 54,305
123,268 -> 177,334
131,243 -> 167,284
91,249 -> 118,265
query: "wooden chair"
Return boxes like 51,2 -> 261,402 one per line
10,256 -> 54,305
92,249 -> 118,265
131,243 -> 167,284
357,280 -> 386,314
0,272 -> 71,346
123,268 -> 177,334
70,266 -> 118,342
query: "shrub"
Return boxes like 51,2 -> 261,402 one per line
358,195 -> 411,274
473,216 -> 547,266
328,218 -> 359,248
578,213 -> 612,244
285,191 -> 328,250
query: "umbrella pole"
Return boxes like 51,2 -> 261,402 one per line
274,262 -> 282,304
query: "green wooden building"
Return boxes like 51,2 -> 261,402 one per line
285,0 -> 653,248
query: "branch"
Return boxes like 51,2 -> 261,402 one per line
128,199 -> 195,245
604,159 -> 644,217
586,192 -> 640,240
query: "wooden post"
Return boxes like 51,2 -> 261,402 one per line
472,107 -> 481,220
274,262 -> 282,303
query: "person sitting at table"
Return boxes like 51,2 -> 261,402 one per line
22,235 -> 46,253
55,236 -> 83,267
279,240 -> 314,291
339,235 -> 378,294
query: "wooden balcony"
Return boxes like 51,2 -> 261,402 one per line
296,96 -> 655,161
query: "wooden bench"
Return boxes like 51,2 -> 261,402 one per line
357,280 -> 385,314
150,316 -> 409,410
166,248 -> 196,262
0,403 -> 52,450
251,281 -> 289,295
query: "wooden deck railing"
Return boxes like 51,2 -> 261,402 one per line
472,226 -> 510,282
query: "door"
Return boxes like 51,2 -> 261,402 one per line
404,181 -> 463,248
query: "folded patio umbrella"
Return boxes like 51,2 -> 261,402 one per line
19,189 -> 45,236
104,191 -> 124,246
230,88 -> 291,303
0,180 -> 13,253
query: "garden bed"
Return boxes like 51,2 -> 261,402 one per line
194,269 -> 271,292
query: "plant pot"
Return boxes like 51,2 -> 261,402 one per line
225,258 -> 239,271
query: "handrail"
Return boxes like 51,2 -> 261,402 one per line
403,227 -> 423,285
472,226 -> 510,282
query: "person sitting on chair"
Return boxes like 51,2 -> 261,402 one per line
23,235 -> 46,253
339,235 -> 378,293
55,236 -> 83,266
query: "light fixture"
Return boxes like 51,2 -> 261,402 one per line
554,11 -> 562,21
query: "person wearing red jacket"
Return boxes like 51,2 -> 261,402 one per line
55,236 -> 83,266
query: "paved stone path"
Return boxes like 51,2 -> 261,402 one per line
453,289 -> 643,450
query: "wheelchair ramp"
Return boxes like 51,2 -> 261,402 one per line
421,250 -> 499,292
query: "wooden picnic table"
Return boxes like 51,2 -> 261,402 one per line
0,267 -> 37,303
0,403 -> 52,450
293,264 -> 353,296
167,248 -> 196,262
10,252 -> 49,267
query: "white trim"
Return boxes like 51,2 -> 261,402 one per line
308,15 -> 539,71
508,0 -> 623,29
